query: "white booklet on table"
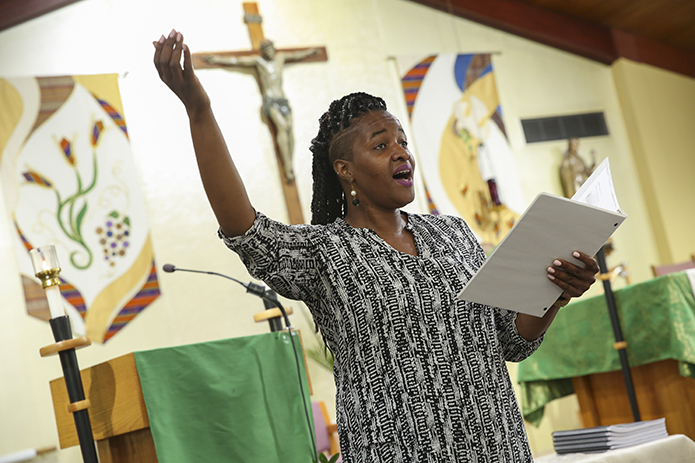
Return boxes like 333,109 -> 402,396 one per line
457,159 -> 627,317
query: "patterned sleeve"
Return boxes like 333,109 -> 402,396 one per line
217,211 -> 321,303
453,215 -> 544,363
493,308 -> 544,362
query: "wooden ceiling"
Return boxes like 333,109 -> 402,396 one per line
410,0 -> 695,79
1,0 -> 694,78
520,0 -> 695,53
0,0 -> 82,34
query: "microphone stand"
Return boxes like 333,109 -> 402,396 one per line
262,289 -> 284,332
162,264 -> 292,329
162,264 -> 317,459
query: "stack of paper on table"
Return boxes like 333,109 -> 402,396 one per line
552,418 -> 668,454
458,159 -> 627,317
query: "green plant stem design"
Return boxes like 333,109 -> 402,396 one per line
54,150 -> 98,269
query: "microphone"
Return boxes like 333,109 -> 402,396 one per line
161,263 -> 316,459
161,263 -> 292,329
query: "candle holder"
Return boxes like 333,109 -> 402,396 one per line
30,245 -> 99,463
30,245 -> 61,287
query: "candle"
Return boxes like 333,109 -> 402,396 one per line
45,286 -> 65,319
29,245 -> 65,319
0,448 -> 37,463
30,245 -> 59,273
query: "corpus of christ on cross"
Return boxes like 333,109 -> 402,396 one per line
193,2 -> 328,225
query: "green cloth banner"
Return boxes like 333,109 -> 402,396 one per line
518,272 -> 695,426
134,331 -> 315,463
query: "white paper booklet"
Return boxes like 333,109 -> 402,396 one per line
571,158 -> 622,213
457,159 -> 626,317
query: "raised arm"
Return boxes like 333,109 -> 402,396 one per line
153,29 -> 256,236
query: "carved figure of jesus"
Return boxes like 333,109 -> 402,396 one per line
205,40 -> 318,182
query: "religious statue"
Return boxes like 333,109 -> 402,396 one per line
559,137 -> 596,198
204,40 -> 318,182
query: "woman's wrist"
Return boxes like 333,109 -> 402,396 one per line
186,99 -> 213,122
550,295 -> 570,310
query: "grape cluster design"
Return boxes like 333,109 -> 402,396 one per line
96,211 -> 131,267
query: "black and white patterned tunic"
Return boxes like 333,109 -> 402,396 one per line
220,211 -> 542,462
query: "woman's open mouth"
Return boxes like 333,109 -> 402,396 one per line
393,164 -> 413,186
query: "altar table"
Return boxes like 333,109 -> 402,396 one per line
517,272 -> 695,437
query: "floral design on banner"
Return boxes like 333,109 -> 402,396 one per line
0,74 -> 160,342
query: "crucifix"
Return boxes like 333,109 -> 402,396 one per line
192,2 -> 328,225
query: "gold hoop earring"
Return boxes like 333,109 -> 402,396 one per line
350,183 -> 360,206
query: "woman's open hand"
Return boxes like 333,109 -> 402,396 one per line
153,29 -> 210,117
547,250 -> 599,303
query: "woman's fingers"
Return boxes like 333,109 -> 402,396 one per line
153,28 -> 199,107
152,29 -> 210,113
571,251 -> 600,274
159,29 -> 177,82
547,251 -> 598,297
153,34 -> 166,78
168,31 -> 185,84
547,265 -> 580,297
154,29 -> 184,85
182,43 -> 193,78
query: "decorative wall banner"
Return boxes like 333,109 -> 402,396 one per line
398,54 -> 525,248
0,74 -> 160,343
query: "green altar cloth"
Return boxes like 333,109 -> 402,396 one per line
517,272 -> 695,427
134,331 -> 315,463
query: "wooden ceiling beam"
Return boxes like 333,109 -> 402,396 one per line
0,0 -> 83,33
410,0 -> 695,79
612,29 -> 695,79
414,0 -> 616,63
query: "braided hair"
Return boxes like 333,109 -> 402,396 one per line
309,92 -> 387,225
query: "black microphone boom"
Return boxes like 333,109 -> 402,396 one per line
161,264 -> 292,329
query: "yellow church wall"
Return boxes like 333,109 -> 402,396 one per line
0,0 -> 668,461
612,58 -> 695,265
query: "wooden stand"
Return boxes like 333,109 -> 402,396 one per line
49,353 -> 158,463
572,359 -> 695,439
49,309 -> 312,462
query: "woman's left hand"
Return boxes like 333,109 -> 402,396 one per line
517,251 -> 599,340
547,251 -> 600,303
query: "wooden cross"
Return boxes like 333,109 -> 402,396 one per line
193,2 -> 328,225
